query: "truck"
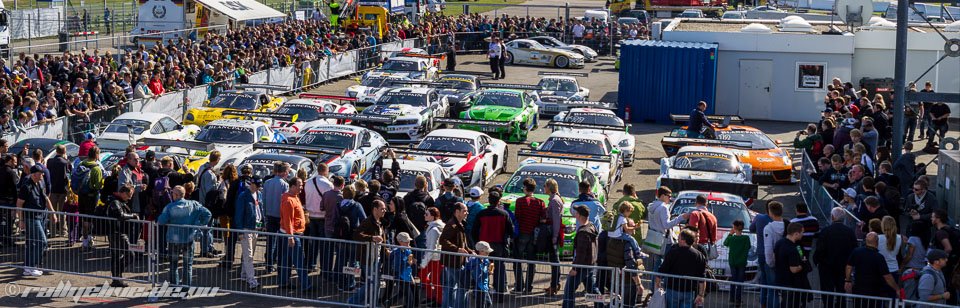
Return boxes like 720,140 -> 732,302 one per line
608,0 -> 729,18
342,0 -> 408,39
0,3 -> 9,58
132,0 -> 285,46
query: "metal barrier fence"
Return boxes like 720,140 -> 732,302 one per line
5,26 -> 229,63
797,151 -> 863,233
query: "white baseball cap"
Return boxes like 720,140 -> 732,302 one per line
469,187 -> 483,198
475,241 -> 494,253
396,232 -> 412,243
843,188 -> 857,198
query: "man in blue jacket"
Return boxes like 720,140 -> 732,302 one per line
686,101 -> 715,138
234,177 -> 263,289
157,186 -> 212,286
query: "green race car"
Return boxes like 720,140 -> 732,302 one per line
499,162 -> 607,258
449,87 -> 540,143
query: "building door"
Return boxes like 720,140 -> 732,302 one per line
739,59 -> 773,120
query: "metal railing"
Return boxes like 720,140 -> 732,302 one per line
797,151 -> 862,232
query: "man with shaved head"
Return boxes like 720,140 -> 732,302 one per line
157,185 -> 211,286
845,232 -> 898,307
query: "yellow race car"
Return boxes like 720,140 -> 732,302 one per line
184,90 -> 284,126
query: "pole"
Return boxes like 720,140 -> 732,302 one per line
891,0 -> 908,160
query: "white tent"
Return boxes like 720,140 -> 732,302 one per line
194,0 -> 286,22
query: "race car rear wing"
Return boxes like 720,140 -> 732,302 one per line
517,149 -> 611,163
669,114 -> 745,126
253,142 -> 345,156
537,71 -> 589,78
658,178 -> 759,200
313,113 -> 395,123
564,101 -> 618,110
390,80 -> 457,88
481,83 -> 541,91
298,94 -> 358,103
137,138 -> 215,152
660,137 -> 753,149
233,84 -> 291,94
222,110 -> 299,122
434,118 -> 513,128
395,52 -> 446,60
387,147 -> 471,158
548,121 -> 628,132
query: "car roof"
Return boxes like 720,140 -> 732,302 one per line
439,74 -> 478,81
206,119 -> 265,128
427,129 -> 484,139
515,163 -> 582,175
387,87 -> 432,94
482,88 -> 525,94
712,125 -> 763,132
510,39 -> 537,44
303,124 -> 365,133
548,130 -> 607,141
115,112 -> 169,122
676,145 -> 737,155
242,153 -> 310,164
675,190 -> 744,204
283,99 -> 333,107
220,90 -> 265,96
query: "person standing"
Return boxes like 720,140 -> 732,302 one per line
194,151 -> 222,258
656,229 -> 707,307
436,179 -> 463,222
790,203 -> 820,254
845,232 -> 899,307
919,249 -> 951,305
17,165 -> 58,276
488,37 -> 502,79
762,201 -> 785,308
107,185 -> 138,287
775,223 -> 812,308
877,216 -> 906,281
348,199 -> 387,305
724,220 -> 750,306
337,185 -> 366,292
278,177 -> 311,290
544,179 -> 564,295
464,187 -> 485,246
439,202 -> 474,308
473,191 -> 514,302
234,176 -> 263,289
76,146 -> 104,250
157,186 -> 211,286
686,101 -> 715,138
304,163 -> 333,273
0,154 -> 19,248
931,209 -> 959,304
814,207 -> 858,308
925,100 -> 951,147
497,38 -> 507,80
562,205 -> 600,308
646,186 -> 687,273
118,151 -> 148,246
322,175 -> 346,284
687,194 -> 718,256
262,162 -> 290,273
46,144 -> 70,237
421,207 -> 446,306
513,178 -> 545,294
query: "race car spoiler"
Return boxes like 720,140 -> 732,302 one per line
313,113 -> 396,123
299,94 -> 358,102
387,147 -> 470,158
434,118 -> 513,127
548,121 -> 627,131
669,114 -> 745,126
391,80 -> 457,88
222,110 -> 299,122
565,101 -> 618,110
234,84 -> 291,92
395,52 -> 446,59
517,149 -> 611,163
137,138 -> 215,152
482,83 -> 541,91
658,178 -> 759,200
253,142 -> 344,156
661,137 -> 753,149
537,71 -> 589,77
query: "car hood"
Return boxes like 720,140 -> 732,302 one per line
467,105 -> 522,121
732,148 -> 792,171
665,168 -> 747,183
438,89 -> 472,102
519,157 -> 610,183
538,90 -> 578,98
363,104 -> 423,117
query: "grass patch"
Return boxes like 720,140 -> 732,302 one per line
442,0 -> 527,15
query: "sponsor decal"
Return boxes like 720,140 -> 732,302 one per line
549,137 -> 602,145
516,170 -> 577,180
205,125 -> 253,132
677,151 -> 734,160
675,198 -> 739,208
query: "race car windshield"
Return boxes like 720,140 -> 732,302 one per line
670,199 -> 752,229
208,93 -> 258,110
439,78 -> 476,90
398,170 -> 433,192
361,77 -> 389,87
673,152 -> 739,173
377,93 -> 427,106
277,105 -> 321,121
297,131 -> 355,149
417,137 -> 475,153
717,131 -> 777,150
476,92 -> 523,108
195,126 -> 255,144
246,164 -> 296,180
104,119 -> 151,135
504,173 -> 580,198
566,112 -> 625,127
540,138 -> 606,156
381,60 -> 419,71
538,79 -> 578,92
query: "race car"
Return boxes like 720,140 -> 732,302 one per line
668,190 -> 760,282
292,124 -> 388,180
527,36 -> 599,62
223,94 -> 360,140
102,149 -> 203,176
504,39 -> 586,69
535,72 -> 591,105
443,85 -> 540,143
135,138 -> 215,172
522,131 -> 622,191
551,108 -> 635,165
191,119 -> 288,167
9,138 -> 80,162
353,87 -> 449,143
662,114 -> 793,184
237,151 -> 318,180
656,146 -> 758,201
347,74 -> 410,107
365,56 -> 439,81
383,159 -> 448,200
381,47 -> 429,61
98,112 -> 200,151
501,163 -> 607,258
435,74 -> 482,118
396,129 -> 508,188
183,88 -> 285,126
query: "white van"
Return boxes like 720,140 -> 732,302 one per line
584,9 -> 610,23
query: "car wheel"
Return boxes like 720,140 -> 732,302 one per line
554,56 -> 570,68
352,161 -> 361,179
500,150 -> 508,174
505,51 -> 514,64
481,165 -> 488,187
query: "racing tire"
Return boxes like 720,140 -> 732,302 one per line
351,161 -> 361,180
505,52 -> 514,65
500,151 -> 508,174
554,56 -> 570,68
481,165 -> 488,188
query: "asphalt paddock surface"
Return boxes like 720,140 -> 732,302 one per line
1,54 -> 954,307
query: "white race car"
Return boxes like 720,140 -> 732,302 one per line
347,74 -> 409,106
364,56 -> 438,81
97,112 -> 200,151
293,124 -> 388,180
521,131 -> 621,191
354,87 -> 449,143
384,159 -> 449,200
504,39 -> 586,69
398,129 -> 508,188
527,36 -> 599,62
536,72 -> 591,104
657,146 -> 759,202
192,119 -> 287,167
551,108 -> 635,165
669,191 -> 760,282
228,94 -> 360,140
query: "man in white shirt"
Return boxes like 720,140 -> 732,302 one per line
572,22 -> 586,43
304,163 -> 334,272
488,36 -> 502,80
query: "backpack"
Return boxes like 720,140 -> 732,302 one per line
152,175 -> 173,214
70,164 -> 92,194
601,210 -> 620,232
900,268 -> 923,301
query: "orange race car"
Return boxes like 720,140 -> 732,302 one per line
661,115 -> 794,184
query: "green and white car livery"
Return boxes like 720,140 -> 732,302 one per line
442,84 -> 540,142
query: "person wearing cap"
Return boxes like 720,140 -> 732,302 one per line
468,241 -> 495,308
473,190 -> 514,301
16,164 -> 59,277
382,231 -> 418,307
234,175 -> 263,289
919,248 -> 951,305
436,178 -> 463,222
563,204 -> 599,308
78,132 -> 97,158
464,186 -> 485,246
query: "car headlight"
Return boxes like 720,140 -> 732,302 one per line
186,113 -> 195,121
329,164 -> 344,175
619,139 -> 631,147
347,90 -> 358,97
457,170 -> 473,182
395,119 -> 419,125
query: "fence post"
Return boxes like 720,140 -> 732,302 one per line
565,2 -> 570,24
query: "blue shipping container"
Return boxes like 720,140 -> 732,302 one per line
618,40 -> 718,124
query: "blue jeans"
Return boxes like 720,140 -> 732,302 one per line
474,290 -> 492,308
278,237 -> 311,290
335,243 -> 357,289
25,216 -> 47,268
616,233 -> 642,262
303,218 -> 324,271
199,219 -> 215,255
513,233 -> 536,292
442,266 -> 468,308
562,269 -> 600,308
168,242 -> 194,285
264,216 -> 280,268
760,263 -> 779,308
665,289 -> 695,308
729,265 -> 746,303
348,266 -> 373,305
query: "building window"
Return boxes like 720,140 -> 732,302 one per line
796,62 -> 826,91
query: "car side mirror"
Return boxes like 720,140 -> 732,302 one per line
530,142 -> 539,149
260,136 -> 270,141
580,87 -> 587,92
775,139 -> 783,145
484,146 -> 494,153
203,100 -> 210,107
611,148 -> 621,154
176,124 -> 183,130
